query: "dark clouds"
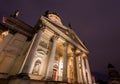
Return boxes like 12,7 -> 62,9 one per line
0,0 -> 120,80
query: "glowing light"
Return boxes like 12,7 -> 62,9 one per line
0,30 -> 9,43
1,30 -> 9,38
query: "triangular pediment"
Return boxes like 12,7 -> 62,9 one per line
40,16 -> 88,52
62,27 -> 88,51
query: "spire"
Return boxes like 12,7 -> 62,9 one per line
68,23 -> 72,29
44,10 -> 49,17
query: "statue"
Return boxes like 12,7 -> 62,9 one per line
32,60 -> 41,75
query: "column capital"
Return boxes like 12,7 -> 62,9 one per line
71,46 -> 77,52
81,53 -> 87,58
63,41 -> 68,47
51,34 -> 59,42
35,22 -> 45,32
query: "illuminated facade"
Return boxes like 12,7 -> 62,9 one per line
0,12 -> 92,84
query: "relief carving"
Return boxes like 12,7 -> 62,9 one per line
39,40 -> 48,49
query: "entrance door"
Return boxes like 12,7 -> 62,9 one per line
52,69 -> 57,80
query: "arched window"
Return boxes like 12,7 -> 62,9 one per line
32,60 -> 41,75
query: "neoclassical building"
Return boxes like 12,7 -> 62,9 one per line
0,11 -> 92,84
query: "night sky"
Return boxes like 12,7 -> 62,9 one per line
0,0 -> 120,81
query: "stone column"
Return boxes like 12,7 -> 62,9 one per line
72,47 -> 78,84
46,35 -> 58,80
81,55 -> 87,83
21,29 -> 43,74
79,54 -> 84,83
85,57 -> 92,84
76,52 -> 83,83
63,42 -> 68,82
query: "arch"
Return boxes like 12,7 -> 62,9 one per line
30,51 -> 47,75
32,59 -> 41,75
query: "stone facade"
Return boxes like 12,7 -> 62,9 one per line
0,12 -> 92,84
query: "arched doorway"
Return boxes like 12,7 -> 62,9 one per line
52,64 -> 58,81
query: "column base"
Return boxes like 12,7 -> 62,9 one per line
15,73 -> 30,79
63,79 -> 68,83
45,77 -> 53,81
